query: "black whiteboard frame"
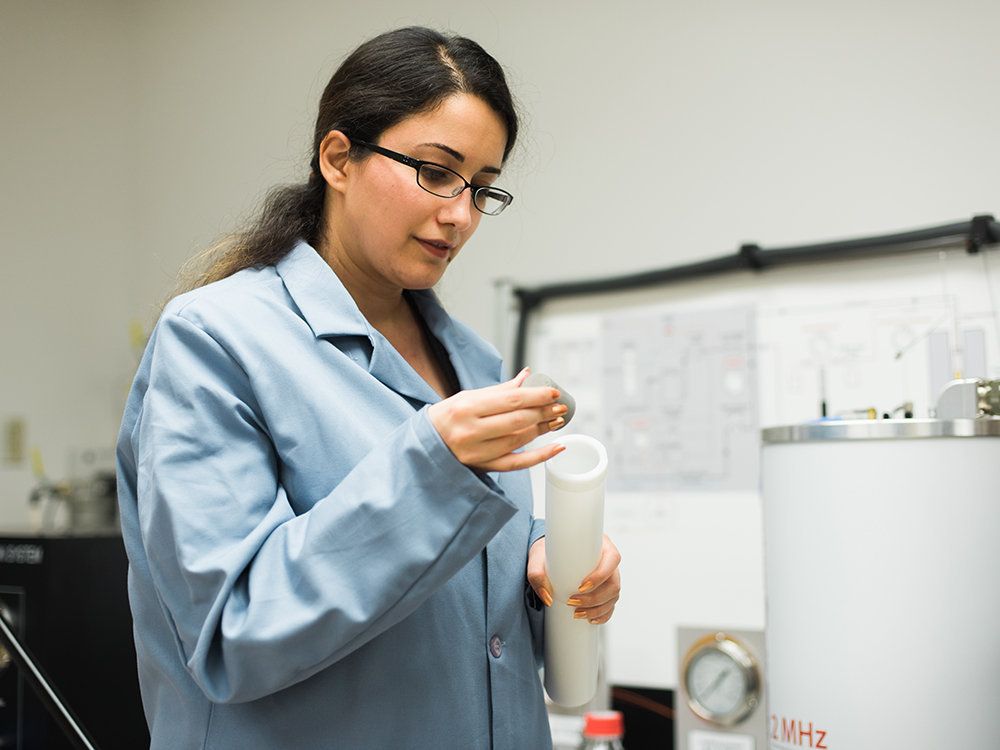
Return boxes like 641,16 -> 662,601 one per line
511,214 -> 1000,372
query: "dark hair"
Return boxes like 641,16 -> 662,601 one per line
176,26 -> 519,293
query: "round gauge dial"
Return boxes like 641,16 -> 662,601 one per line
681,632 -> 761,727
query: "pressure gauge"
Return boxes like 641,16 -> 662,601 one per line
680,632 -> 761,727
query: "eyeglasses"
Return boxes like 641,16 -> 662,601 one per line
352,139 -> 514,216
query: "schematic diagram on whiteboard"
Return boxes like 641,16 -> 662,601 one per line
757,295 -> 998,425
755,253 -> 1000,427
601,306 -> 758,492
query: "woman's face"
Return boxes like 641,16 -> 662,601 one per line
324,93 -> 508,294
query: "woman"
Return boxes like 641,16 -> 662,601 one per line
117,26 -> 621,749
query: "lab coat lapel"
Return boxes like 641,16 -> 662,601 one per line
275,242 -> 371,340
366,329 -> 443,405
408,288 -> 506,392
276,242 -> 481,405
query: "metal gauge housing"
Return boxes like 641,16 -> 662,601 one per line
680,632 -> 761,727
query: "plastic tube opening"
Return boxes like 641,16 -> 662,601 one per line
546,435 -> 608,492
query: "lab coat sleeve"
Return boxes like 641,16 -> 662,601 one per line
529,516 -> 545,548
131,312 -> 518,704
526,516 -> 547,666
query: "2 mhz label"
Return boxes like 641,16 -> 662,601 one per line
771,716 -> 829,749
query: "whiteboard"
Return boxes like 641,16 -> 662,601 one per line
521,244 -> 1000,688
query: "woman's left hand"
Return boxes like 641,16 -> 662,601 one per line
527,534 -> 621,624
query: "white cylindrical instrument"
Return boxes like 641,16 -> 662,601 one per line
762,418 -> 1000,748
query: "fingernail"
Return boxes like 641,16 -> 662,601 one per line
589,618 -> 602,624
548,417 -> 565,430
550,388 -> 560,399
578,581 -> 594,593
574,611 -> 588,619
541,590 -> 553,607
553,404 -> 568,416
567,598 -> 582,606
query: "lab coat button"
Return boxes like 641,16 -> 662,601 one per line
489,635 -> 502,658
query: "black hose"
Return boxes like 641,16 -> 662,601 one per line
511,215 -> 997,371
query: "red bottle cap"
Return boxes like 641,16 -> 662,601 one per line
583,711 -> 624,737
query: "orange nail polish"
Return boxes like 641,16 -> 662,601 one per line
578,581 -> 594,593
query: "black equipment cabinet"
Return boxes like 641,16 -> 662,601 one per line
0,533 -> 149,749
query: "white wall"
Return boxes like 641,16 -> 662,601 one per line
116,0 -> 1000,342
1,0 -> 139,524
2,0 -> 998,669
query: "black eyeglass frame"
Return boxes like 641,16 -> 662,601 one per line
352,139 -> 514,216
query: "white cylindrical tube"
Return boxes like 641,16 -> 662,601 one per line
543,434 -> 608,707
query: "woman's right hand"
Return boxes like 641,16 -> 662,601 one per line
427,368 -> 567,472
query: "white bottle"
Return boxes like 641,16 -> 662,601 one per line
543,434 -> 608,707
579,711 -> 625,750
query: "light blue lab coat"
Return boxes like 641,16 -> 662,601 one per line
116,241 -> 552,749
